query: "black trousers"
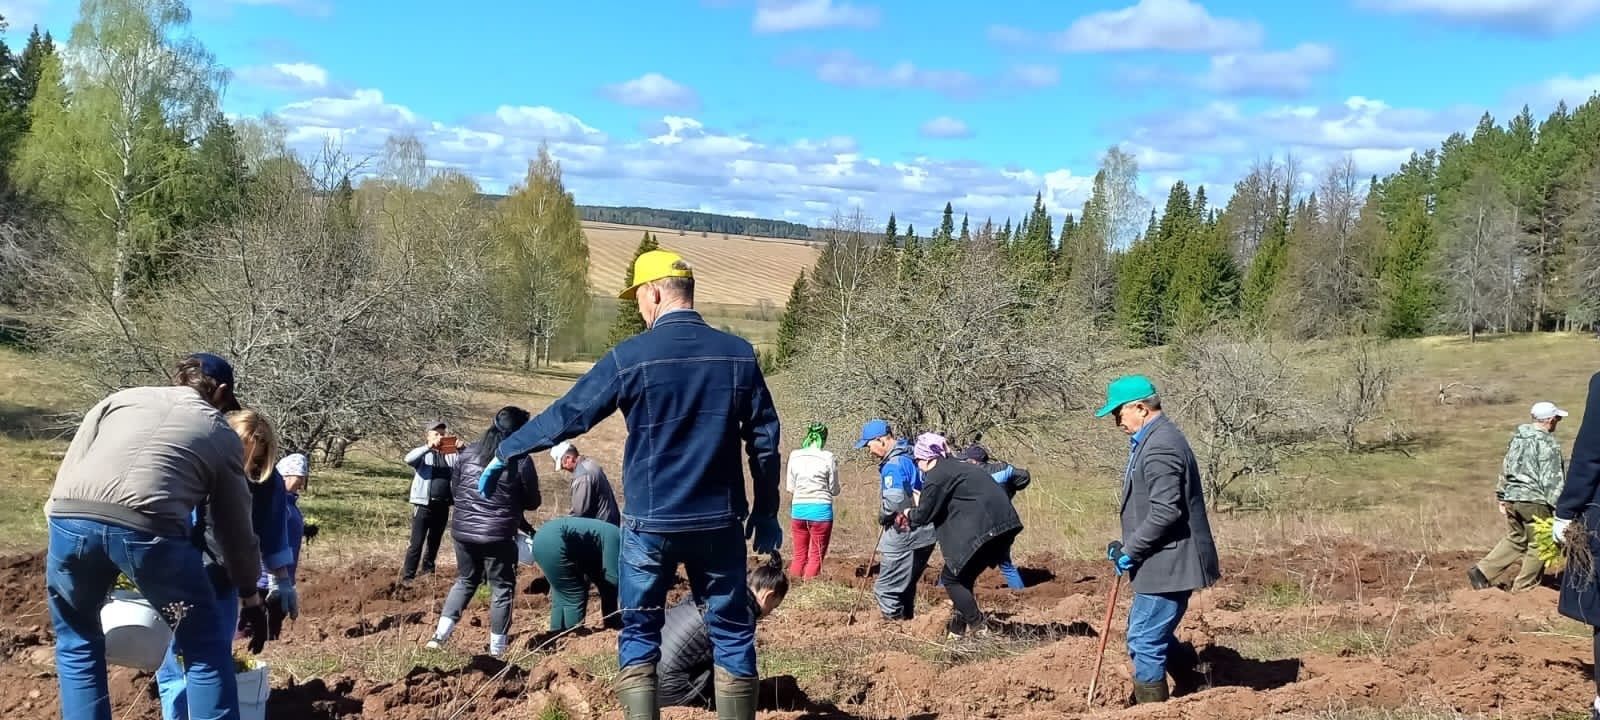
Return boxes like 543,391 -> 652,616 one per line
402,501 -> 451,580
940,532 -> 1017,636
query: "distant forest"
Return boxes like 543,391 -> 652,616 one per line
578,205 -> 814,240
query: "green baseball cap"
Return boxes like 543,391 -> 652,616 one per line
1096,375 -> 1157,418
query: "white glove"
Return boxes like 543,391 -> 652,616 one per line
267,574 -> 300,619
1552,518 -> 1573,546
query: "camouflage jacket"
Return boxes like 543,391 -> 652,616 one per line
1498,423 -> 1565,506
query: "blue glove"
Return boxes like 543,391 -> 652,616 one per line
477,456 -> 506,496
746,514 -> 782,554
1107,540 -> 1137,576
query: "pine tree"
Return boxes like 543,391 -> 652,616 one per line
191,114 -> 248,226
773,271 -> 809,368
1242,196 -> 1292,325
883,212 -> 898,248
931,202 -> 956,257
1171,221 -> 1241,332
1379,197 -> 1438,337
959,213 -> 970,243
899,223 -> 921,281
996,219 -> 1012,246
607,232 -> 659,348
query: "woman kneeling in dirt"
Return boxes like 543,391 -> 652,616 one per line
893,433 -> 1023,639
425,406 -> 541,658
657,557 -> 789,709
530,516 -> 622,632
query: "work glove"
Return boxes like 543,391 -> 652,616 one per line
746,513 -> 782,554
239,598 -> 270,654
267,574 -> 300,620
477,456 -> 506,496
1107,541 -> 1137,576
1553,517 -> 1574,545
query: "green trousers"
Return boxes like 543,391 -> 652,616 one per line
1476,501 -> 1553,592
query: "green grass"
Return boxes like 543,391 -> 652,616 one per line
570,651 -> 620,683
780,580 -> 861,613
273,637 -> 473,684
1260,579 -> 1311,608
1223,627 -> 1390,661
758,645 -> 854,683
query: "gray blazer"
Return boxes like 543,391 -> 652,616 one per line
1120,414 -> 1221,595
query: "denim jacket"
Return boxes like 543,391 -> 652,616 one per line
498,310 -> 782,533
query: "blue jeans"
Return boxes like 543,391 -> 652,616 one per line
619,523 -> 755,677
156,567 -> 238,720
45,518 -> 240,720
998,555 -> 1024,589
1127,591 -> 1191,684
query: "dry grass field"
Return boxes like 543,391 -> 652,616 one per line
581,221 -> 820,308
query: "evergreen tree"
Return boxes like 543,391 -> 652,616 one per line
190,113 -> 248,226
931,202 -> 956,257
773,271 -> 809,368
607,231 -> 659,348
996,218 -> 1012,246
959,213 -> 970,243
1378,197 -> 1438,337
899,223 -> 920,281
883,212 -> 898,248
1242,200 -> 1291,324
1171,221 -> 1241,332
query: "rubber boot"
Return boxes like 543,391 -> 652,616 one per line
615,664 -> 660,720
1132,679 -> 1170,704
713,666 -> 758,720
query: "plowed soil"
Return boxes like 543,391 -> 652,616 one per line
1,541 -> 1590,719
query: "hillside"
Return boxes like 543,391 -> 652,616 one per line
582,221 -> 819,308
579,206 -> 813,240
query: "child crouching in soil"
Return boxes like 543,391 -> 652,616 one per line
657,556 -> 789,712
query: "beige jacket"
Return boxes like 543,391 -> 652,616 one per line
46,386 -> 262,592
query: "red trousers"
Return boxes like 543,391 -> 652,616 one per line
789,519 -> 833,579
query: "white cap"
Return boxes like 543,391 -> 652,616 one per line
1531,401 -> 1569,421
276,453 -> 309,478
549,441 -> 576,464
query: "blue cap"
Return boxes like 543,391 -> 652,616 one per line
186,352 -> 236,389
855,418 -> 891,449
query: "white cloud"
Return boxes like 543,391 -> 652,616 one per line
753,0 -> 880,33
1515,73 -> 1600,108
798,50 -> 979,98
3,0 -> 49,30
919,116 -> 973,139
1125,95 -> 1479,185
601,73 -> 701,111
267,89 -> 1096,228
1006,64 -> 1062,89
236,62 -> 333,95
1360,0 -> 1600,35
1053,0 -> 1264,53
1200,43 -> 1336,96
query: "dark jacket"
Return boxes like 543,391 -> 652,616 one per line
196,469 -> 291,596
658,590 -> 763,707
1558,372 -> 1600,625
451,441 -> 540,545
1120,414 -> 1221,595
497,310 -> 782,533
905,459 -> 1023,575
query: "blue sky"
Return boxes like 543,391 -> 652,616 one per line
7,0 -> 1600,228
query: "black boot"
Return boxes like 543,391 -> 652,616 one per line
1132,679 -> 1170,704
1467,566 -> 1492,590
713,666 -> 758,720
615,663 -> 659,720
1167,642 -> 1208,696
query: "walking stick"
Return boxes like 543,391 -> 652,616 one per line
846,528 -> 887,626
1087,542 -> 1125,709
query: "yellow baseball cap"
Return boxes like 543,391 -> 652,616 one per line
620,249 -> 694,299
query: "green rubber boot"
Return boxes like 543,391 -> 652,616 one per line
1132,679 -> 1170,704
615,663 -> 660,720
714,666 -> 759,720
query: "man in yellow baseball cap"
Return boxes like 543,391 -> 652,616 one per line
619,249 -> 695,301
488,246 -> 783,720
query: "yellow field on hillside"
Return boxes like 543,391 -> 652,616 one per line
582,222 -> 820,307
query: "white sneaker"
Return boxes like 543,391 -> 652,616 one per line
488,633 -> 509,658
425,637 -> 444,651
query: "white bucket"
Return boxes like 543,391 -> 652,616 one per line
100,593 -> 172,672
516,531 -> 536,566
236,662 -> 269,720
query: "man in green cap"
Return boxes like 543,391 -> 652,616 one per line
1096,375 -> 1220,704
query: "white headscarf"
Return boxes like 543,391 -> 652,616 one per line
276,453 -> 310,478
